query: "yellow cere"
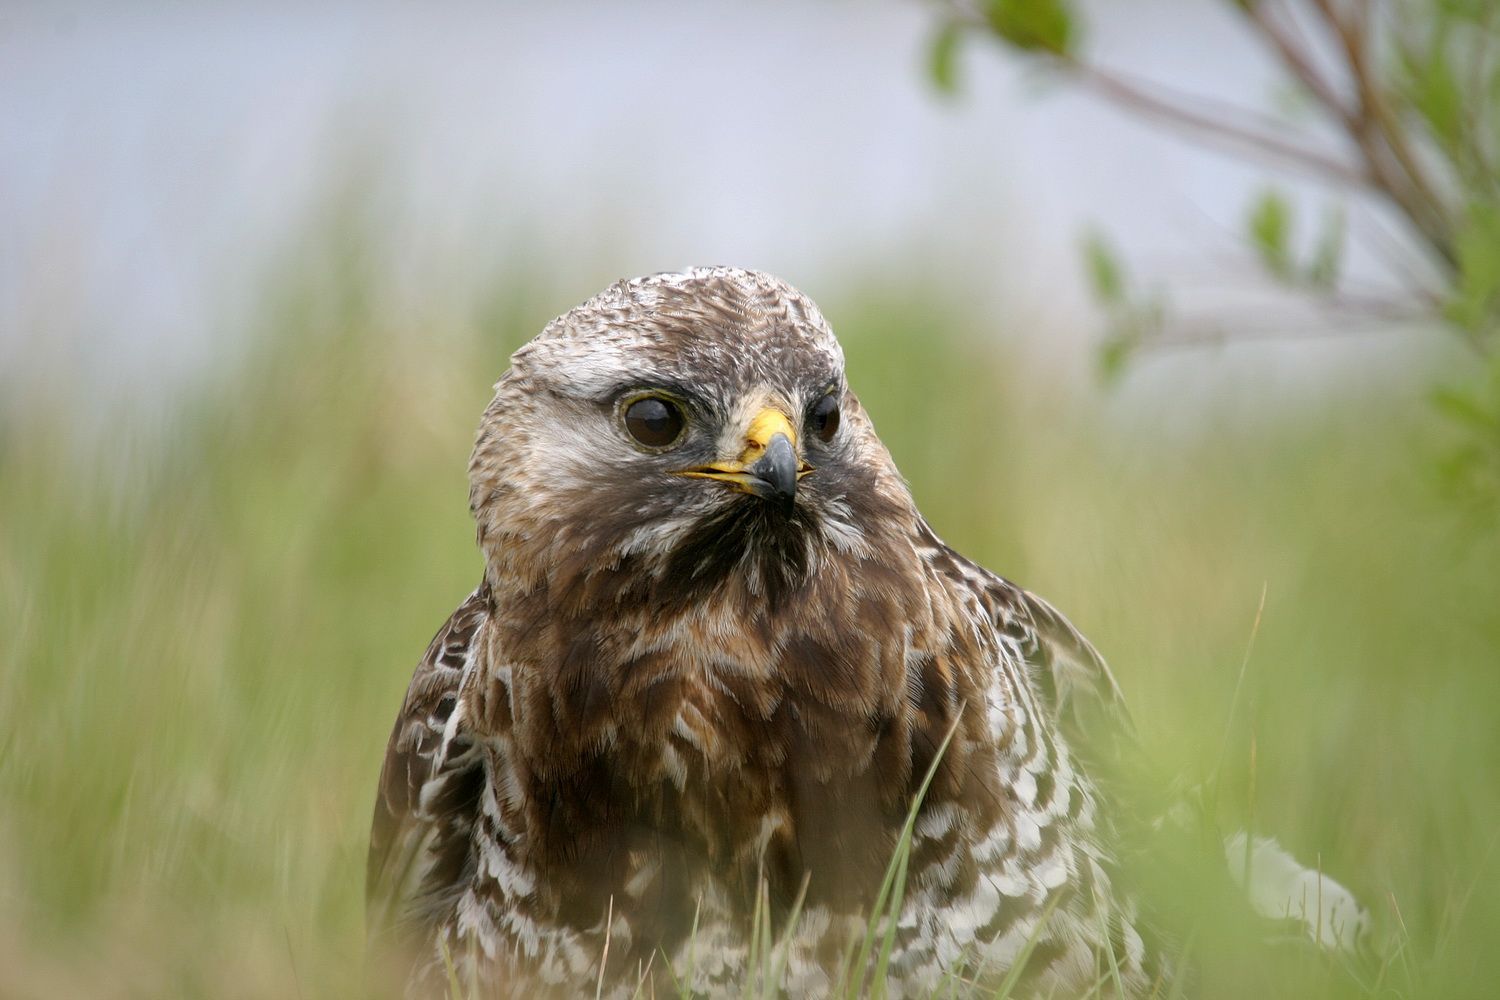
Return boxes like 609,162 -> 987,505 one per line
741,407 -> 797,460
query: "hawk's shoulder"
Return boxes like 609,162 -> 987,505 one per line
918,520 -> 1132,747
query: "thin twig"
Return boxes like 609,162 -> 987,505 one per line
937,0 -> 1370,185
1352,201 -> 1450,298
1136,304 -> 1436,355
1064,57 -> 1371,187
1308,0 -> 1457,265
1465,2 -> 1500,193
1239,0 -> 1355,122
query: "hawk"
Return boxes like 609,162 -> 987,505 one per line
368,267 -> 1154,997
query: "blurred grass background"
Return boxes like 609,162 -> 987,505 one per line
2,194 -> 1498,999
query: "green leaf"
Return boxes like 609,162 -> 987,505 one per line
928,20 -> 965,96
1430,385 -> 1496,433
1403,28 -> 1464,150
1098,329 -> 1135,383
1247,188 -> 1294,281
1445,201 -> 1500,335
1097,292 -> 1166,384
1306,204 -> 1346,290
1435,0 -> 1490,26
1082,230 -> 1125,303
983,0 -> 1076,56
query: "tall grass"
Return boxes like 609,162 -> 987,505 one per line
1,219 -> 1497,997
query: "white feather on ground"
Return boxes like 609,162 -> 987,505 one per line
1225,832 -> 1371,953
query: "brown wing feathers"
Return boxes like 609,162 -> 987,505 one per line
367,585 -> 490,945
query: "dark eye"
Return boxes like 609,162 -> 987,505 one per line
623,395 -> 685,448
808,393 -> 840,443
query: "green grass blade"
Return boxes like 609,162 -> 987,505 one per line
850,712 -> 963,997
991,890 -> 1066,1000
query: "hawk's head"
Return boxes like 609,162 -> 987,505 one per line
468,267 -> 913,611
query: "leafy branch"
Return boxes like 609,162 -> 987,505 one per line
926,0 -> 1500,502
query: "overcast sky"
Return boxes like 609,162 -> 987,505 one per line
0,1 -> 1433,413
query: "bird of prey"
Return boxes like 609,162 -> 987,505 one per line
368,267 -> 1156,997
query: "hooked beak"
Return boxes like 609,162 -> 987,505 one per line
675,406 -> 813,514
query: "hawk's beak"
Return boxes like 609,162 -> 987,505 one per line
675,407 -> 812,513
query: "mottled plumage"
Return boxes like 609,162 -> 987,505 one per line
368,267 -> 1153,997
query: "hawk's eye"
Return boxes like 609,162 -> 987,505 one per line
623,395 -> 685,448
808,393 -> 840,443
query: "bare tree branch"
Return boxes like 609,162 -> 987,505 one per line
1139,308 -> 1437,353
927,0 -> 1498,362
1060,57 -> 1371,187
1305,0 -> 1457,265
1238,1 -> 1355,123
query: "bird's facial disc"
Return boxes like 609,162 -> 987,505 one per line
675,406 -> 814,512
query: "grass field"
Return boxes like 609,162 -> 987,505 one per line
2,235 -> 1498,998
